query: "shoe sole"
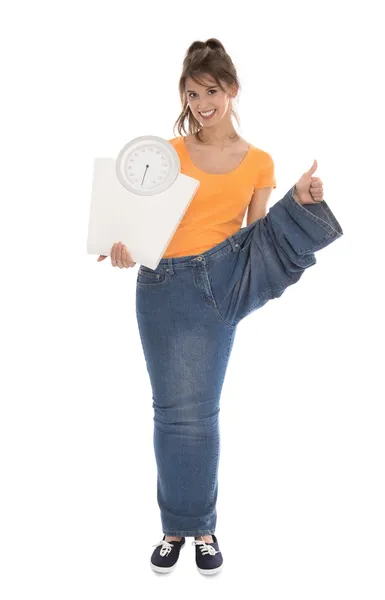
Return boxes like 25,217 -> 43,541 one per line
150,541 -> 185,573
196,563 -> 223,575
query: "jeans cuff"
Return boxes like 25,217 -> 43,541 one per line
265,185 -> 343,268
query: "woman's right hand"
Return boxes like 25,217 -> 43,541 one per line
97,241 -> 136,268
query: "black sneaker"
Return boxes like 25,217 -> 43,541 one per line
192,534 -> 223,575
150,535 -> 186,573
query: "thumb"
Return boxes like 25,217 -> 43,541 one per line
307,159 -> 318,175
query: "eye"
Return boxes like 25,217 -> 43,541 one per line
188,89 -> 217,99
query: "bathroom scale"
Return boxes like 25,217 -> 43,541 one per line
86,135 -> 200,269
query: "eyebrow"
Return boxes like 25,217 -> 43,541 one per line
186,85 -> 218,92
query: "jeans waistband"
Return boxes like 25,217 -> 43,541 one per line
154,221 -> 255,274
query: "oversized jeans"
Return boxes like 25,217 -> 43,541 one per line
135,186 -> 343,536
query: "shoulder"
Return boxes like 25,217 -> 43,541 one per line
248,144 -> 276,189
167,136 -> 184,146
240,137 -> 274,168
248,143 -> 274,166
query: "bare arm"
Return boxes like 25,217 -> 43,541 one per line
246,186 -> 274,226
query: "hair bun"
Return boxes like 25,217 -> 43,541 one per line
205,38 -> 225,52
186,38 -> 226,57
186,41 -> 206,55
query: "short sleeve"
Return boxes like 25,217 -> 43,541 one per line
255,152 -> 277,190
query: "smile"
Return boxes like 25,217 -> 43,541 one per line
199,109 -> 216,119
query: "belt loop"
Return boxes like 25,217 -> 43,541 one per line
229,235 -> 239,252
165,258 -> 174,275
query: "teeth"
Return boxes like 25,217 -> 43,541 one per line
200,109 -> 215,116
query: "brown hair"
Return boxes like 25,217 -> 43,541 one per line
173,38 -> 241,144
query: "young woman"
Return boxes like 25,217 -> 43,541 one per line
98,38 -> 343,575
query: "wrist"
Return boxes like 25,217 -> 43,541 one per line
292,186 -> 303,205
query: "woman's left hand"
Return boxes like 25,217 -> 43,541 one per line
293,159 -> 324,205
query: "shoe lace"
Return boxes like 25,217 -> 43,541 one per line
191,538 -> 219,556
152,539 -> 175,557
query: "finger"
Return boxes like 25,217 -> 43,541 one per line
121,246 -> 127,267
122,246 -> 130,268
117,242 -> 124,268
311,192 -> 323,201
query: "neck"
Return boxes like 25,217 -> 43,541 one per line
197,113 -> 239,148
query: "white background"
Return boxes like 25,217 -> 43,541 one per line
1,0 -> 384,597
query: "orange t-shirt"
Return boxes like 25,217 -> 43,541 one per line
162,136 -> 276,258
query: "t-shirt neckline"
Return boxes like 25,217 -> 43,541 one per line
180,136 -> 252,176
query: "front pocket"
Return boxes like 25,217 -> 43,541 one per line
136,267 -> 167,286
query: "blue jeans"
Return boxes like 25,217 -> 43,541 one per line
135,186 -> 343,536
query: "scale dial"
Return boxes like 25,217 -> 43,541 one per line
115,135 -> 180,196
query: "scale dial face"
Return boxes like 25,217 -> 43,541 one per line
115,135 -> 180,196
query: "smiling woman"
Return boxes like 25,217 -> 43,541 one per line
163,37 -> 277,257
174,38 -> 241,143
134,38 -> 343,574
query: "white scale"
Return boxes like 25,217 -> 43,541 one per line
86,135 -> 200,269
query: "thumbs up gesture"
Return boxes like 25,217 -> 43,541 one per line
293,159 -> 324,205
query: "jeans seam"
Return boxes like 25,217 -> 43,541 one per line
207,329 -> 234,505
136,271 -> 170,286
212,304 -> 236,330
204,258 -> 238,330
193,265 -> 236,331
198,288 -> 236,331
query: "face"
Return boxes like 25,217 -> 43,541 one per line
184,75 -> 237,127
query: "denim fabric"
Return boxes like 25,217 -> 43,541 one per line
135,186 -> 343,536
